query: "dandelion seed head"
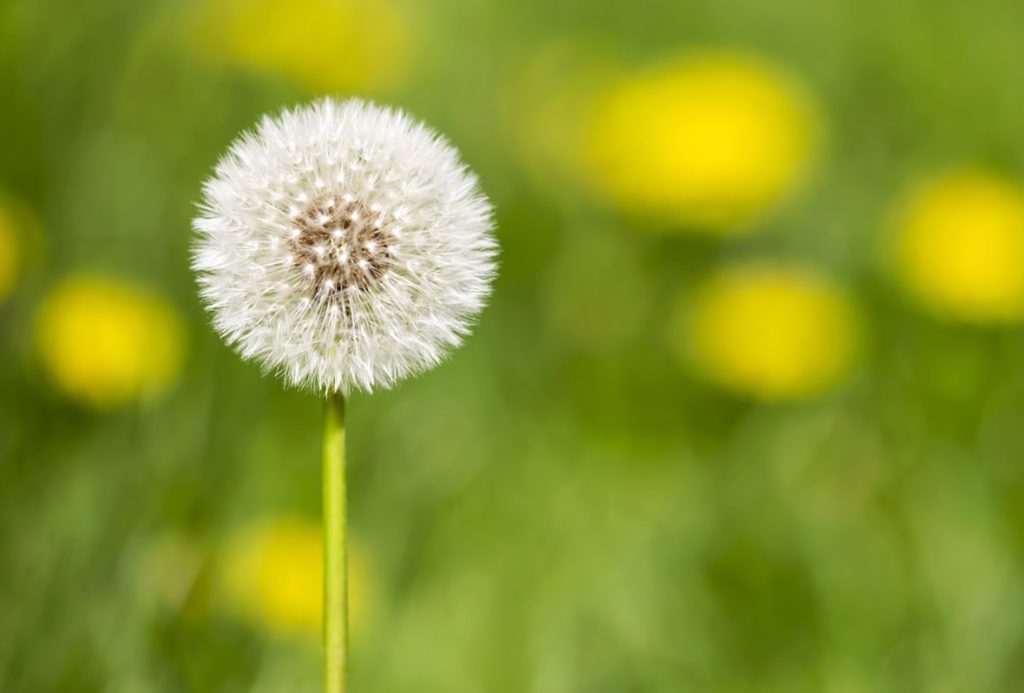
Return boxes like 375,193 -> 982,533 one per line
193,98 -> 497,393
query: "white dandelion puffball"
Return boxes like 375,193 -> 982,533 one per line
193,98 -> 497,393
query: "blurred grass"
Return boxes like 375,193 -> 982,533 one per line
3,0 -> 1024,691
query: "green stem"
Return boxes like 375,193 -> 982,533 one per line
323,392 -> 347,693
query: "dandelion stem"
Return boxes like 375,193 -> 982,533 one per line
323,392 -> 347,693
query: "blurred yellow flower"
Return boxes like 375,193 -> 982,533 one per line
37,277 -> 185,407
676,263 -> 859,400
891,170 -> 1024,323
219,517 -> 371,636
0,203 -> 18,300
583,52 -> 822,232
190,0 -> 413,94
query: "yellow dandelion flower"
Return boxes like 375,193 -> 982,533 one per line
37,277 -> 185,408
582,52 -> 822,232
218,517 -> 372,636
190,0 -> 413,94
676,263 -> 859,400
891,169 -> 1024,323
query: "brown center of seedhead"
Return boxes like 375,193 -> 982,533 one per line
289,195 -> 396,298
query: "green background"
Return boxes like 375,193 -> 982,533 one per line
3,0 -> 1024,691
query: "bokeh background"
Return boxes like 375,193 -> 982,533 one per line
3,0 -> 1024,690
